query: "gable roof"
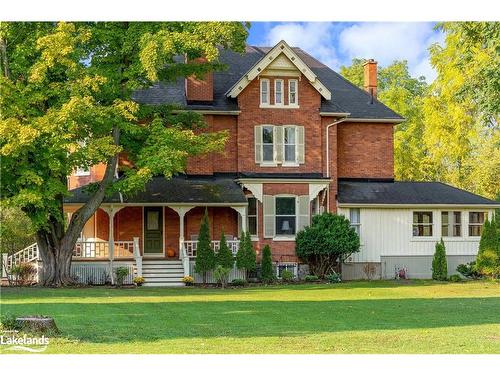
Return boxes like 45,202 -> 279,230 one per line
132,42 -> 404,120
337,180 -> 500,206
226,40 -> 331,100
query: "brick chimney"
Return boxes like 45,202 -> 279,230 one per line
185,57 -> 213,103
363,59 -> 377,99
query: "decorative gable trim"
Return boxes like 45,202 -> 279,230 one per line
226,40 -> 332,101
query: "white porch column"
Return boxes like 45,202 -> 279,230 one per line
133,237 -> 142,277
232,206 -> 248,234
169,206 -> 194,259
102,205 -> 123,284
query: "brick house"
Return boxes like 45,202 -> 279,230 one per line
58,40 -> 498,285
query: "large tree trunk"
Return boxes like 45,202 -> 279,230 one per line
37,127 -> 120,287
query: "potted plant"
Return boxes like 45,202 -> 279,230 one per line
182,275 -> 194,286
133,276 -> 145,286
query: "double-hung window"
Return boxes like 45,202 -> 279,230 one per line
288,79 -> 298,105
274,79 -> 283,105
469,212 -> 486,236
283,126 -> 297,164
247,197 -> 258,237
260,79 -> 269,105
262,126 -> 274,163
441,211 -> 462,237
349,208 -> 361,236
413,211 -> 433,237
275,197 -> 296,236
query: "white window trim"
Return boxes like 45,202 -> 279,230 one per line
411,211 -> 434,238
282,125 -> 298,166
247,196 -> 259,240
260,78 -> 270,106
261,125 -> 276,165
75,167 -> 91,177
288,79 -> 298,106
274,194 -> 298,239
274,79 -> 284,106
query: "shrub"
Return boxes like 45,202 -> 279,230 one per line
115,267 -> 129,287
304,275 -> 319,282
216,229 -> 234,269
325,271 -> 342,283
280,269 -> 294,282
295,213 -> 360,277
475,249 -> 500,279
236,231 -> 256,279
260,245 -> 274,283
432,239 -> 448,281
449,274 -> 462,282
133,276 -> 145,286
231,278 -> 246,287
1,313 -> 20,331
456,262 -> 481,279
11,262 -> 37,286
476,216 -> 500,279
182,275 -> 194,285
213,265 -> 231,288
194,208 -> 216,284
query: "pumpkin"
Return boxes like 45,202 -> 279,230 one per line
167,248 -> 175,257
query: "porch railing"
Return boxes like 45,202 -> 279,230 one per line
183,240 -> 240,258
73,240 -> 135,259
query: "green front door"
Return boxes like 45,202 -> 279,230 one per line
144,207 -> 163,255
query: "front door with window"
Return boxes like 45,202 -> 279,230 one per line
144,207 -> 163,256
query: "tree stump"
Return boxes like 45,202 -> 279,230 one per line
15,316 -> 59,335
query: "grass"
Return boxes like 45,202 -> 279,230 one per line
1,280 -> 499,354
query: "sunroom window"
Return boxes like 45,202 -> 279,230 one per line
413,211 -> 433,237
275,197 -> 296,236
469,212 -> 487,236
441,211 -> 462,237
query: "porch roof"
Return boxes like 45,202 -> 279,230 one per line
64,176 -> 247,205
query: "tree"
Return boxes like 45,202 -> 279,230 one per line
194,208 -> 216,284
295,213 -> 360,277
475,216 -> 500,278
236,231 -> 256,279
260,244 -> 274,283
0,22 -> 248,286
432,239 -> 448,281
478,219 -> 497,256
216,229 -> 234,269
0,205 -> 36,254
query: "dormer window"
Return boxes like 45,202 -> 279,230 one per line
260,79 -> 269,105
289,79 -> 298,105
274,79 -> 283,105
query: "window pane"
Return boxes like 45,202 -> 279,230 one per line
441,211 -> 449,224
469,212 -> 485,224
248,197 -> 257,215
469,225 -> 482,236
441,225 -> 449,237
263,144 -> 273,162
453,225 -> 461,237
413,224 -> 432,237
276,197 -> 295,215
285,144 -> 296,162
284,127 -> 296,144
262,126 -> 273,144
275,81 -> 283,104
453,211 -> 461,224
248,217 -> 257,236
350,208 -> 360,224
414,211 -> 432,224
276,216 -> 296,235
261,80 -> 268,103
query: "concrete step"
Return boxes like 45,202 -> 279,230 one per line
143,282 -> 185,287
142,264 -> 183,270
143,276 -> 184,282
142,273 -> 185,278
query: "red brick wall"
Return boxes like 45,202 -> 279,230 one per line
237,75 -> 323,174
185,207 -> 239,240
185,58 -> 213,102
68,163 -> 106,190
114,207 -> 142,242
337,122 -> 394,179
165,207 -> 180,256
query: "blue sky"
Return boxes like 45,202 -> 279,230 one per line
247,22 -> 445,82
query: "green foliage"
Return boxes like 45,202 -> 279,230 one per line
213,265 -> 231,288
325,271 -> 342,284
194,209 -> 216,282
475,250 -> 500,279
280,269 -> 294,282
475,215 -> 500,278
115,266 -> 129,286
230,278 -> 246,287
295,213 -> 360,277
216,229 -> 234,269
448,274 -> 462,282
304,275 -> 319,282
235,231 -> 256,277
478,219 -> 498,256
0,205 -> 36,254
10,262 -> 37,286
133,276 -> 145,286
0,313 -> 20,331
456,262 -> 481,279
432,239 -> 448,281
260,245 -> 274,283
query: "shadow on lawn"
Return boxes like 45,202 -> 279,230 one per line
2,297 -> 499,344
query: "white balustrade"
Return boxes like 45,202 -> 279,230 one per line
73,240 -> 135,259
183,240 -> 240,258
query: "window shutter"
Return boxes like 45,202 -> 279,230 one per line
297,195 -> 310,231
297,126 -> 305,164
274,126 -> 283,163
263,195 -> 275,238
255,125 -> 262,164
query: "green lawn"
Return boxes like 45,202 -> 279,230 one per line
1,280 -> 499,354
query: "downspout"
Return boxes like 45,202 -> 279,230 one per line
325,116 -> 348,212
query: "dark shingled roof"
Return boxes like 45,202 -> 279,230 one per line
132,45 -> 403,120
64,176 -> 247,204
338,181 -> 499,205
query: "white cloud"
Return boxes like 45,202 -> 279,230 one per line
338,22 -> 445,82
263,22 -> 341,69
